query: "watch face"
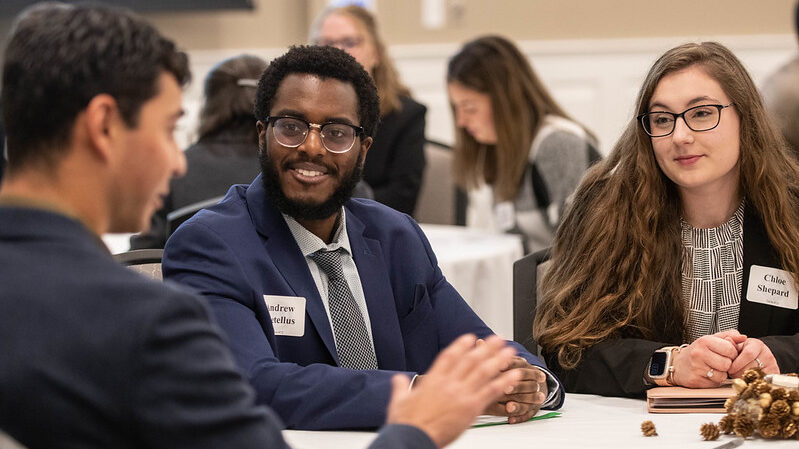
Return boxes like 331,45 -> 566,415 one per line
649,351 -> 668,376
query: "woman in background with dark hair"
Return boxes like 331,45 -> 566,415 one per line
310,5 -> 426,216
131,54 -> 267,249
447,35 -> 599,253
535,42 -> 799,396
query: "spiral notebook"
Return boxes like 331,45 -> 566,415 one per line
646,385 -> 734,413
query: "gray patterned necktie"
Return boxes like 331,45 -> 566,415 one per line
310,248 -> 378,370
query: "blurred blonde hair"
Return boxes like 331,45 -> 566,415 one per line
310,5 -> 410,116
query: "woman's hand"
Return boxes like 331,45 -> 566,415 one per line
671,330 -> 746,388
727,338 -> 779,378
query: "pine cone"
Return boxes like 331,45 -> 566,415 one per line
641,420 -> 657,436
782,419 -> 797,439
734,415 -> 756,438
742,367 -> 764,383
752,380 -> 770,394
740,385 -> 758,400
725,397 -> 736,412
758,415 -> 781,439
732,378 -> 748,393
760,392 -> 773,409
718,414 -> 735,434
771,399 -> 790,418
700,423 -> 720,440
771,388 -> 788,401
788,389 -> 799,402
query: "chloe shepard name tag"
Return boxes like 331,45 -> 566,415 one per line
263,295 -> 306,336
746,265 -> 799,310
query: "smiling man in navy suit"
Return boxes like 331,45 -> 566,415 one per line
163,45 -> 564,431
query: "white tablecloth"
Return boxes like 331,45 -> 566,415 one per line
419,224 -> 523,339
283,393 -> 792,448
102,233 -> 134,254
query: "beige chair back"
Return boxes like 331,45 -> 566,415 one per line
415,140 -> 456,225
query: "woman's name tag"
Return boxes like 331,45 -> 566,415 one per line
263,295 -> 306,336
746,265 -> 798,310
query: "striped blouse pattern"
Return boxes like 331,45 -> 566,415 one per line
681,202 -> 745,342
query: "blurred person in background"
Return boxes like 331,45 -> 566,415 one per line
310,5 -> 426,216
761,1 -> 799,161
447,35 -> 599,253
131,54 -> 266,249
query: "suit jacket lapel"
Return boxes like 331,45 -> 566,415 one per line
245,174 -> 339,362
738,204 -> 775,336
346,207 -> 407,371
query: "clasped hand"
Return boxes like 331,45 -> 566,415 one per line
671,330 -> 779,388
482,356 -> 548,424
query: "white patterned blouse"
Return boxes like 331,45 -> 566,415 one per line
681,201 -> 745,342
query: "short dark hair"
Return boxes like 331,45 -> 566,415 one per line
1,3 -> 190,171
254,45 -> 380,137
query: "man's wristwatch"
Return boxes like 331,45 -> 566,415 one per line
646,346 -> 682,386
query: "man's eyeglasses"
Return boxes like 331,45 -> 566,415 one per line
637,103 -> 733,137
315,36 -> 363,50
265,116 -> 364,154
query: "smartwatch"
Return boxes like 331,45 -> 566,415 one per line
646,346 -> 678,386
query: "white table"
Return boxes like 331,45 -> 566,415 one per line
102,233 -> 134,254
419,224 -> 523,339
284,393 -> 792,448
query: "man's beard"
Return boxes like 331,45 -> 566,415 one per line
259,144 -> 364,221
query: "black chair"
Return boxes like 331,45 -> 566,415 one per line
166,195 -> 223,237
512,247 -> 551,357
113,249 -> 164,281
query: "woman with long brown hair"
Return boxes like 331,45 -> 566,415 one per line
310,5 -> 426,216
535,42 -> 799,396
447,35 -> 599,253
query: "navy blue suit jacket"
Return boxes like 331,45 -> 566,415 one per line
163,174 -> 561,430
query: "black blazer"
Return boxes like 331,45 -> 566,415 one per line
544,205 -> 799,397
363,96 -> 426,215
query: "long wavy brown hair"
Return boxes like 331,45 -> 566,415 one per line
309,5 -> 410,116
447,35 -> 595,201
534,42 -> 799,370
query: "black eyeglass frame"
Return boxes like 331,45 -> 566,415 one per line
264,115 -> 365,154
637,103 -> 733,137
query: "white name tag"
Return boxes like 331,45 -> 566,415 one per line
746,265 -> 799,310
263,295 -> 306,336
494,201 -> 516,232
